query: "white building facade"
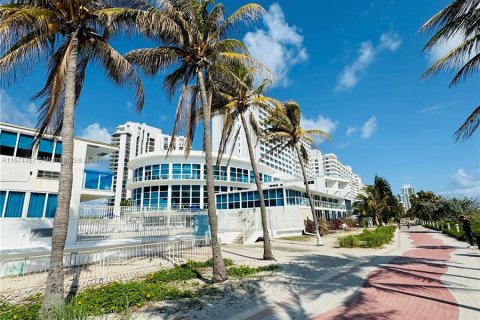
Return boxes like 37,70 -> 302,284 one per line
108,122 -> 186,208
322,153 -> 364,200
400,184 -> 416,211
0,122 -> 117,250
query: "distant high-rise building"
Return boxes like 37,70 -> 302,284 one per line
400,184 -> 416,211
321,153 -> 364,200
108,122 -> 186,208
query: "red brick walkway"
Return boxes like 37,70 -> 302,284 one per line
312,231 -> 459,320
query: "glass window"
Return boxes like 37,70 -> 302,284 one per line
16,134 -> 34,158
27,193 -> 46,218
144,165 -> 152,180
0,131 -> 17,156
4,191 -> 25,218
182,164 -> 192,179
38,138 -> 54,161
151,165 -> 160,180
54,141 -> 62,162
172,164 -> 181,179
45,194 -> 57,218
161,164 -> 169,179
84,171 -> 99,189
0,191 -> 6,216
99,174 -> 113,190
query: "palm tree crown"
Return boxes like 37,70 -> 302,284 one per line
0,0 -> 148,137
421,0 -> 480,141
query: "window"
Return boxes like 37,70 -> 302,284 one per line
133,167 -> 143,182
144,165 -> 152,180
16,134 -> 34,158
37,170 -> 60,180
0,131 -> 17,156
59,140 -> 71,161
151,165 -> 160,180
4,191 -> 25,218
45,194 -> 57,218
161,164 -> 169,179
172,164 -> 181,179
37,138 -> 54,161
0,191 -> 6,217
27,193 -> 46,218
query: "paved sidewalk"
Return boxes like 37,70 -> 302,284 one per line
135,227 -> 480,320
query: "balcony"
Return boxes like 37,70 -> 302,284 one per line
81,169 -> 115,202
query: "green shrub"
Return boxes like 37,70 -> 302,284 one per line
145,265 -> 197,284
183,258 -> 234,269
337,226 -> 396,248
0,300 -> 40,320
227,264 -> 279,277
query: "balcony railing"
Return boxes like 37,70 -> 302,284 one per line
83,169 -> 114,191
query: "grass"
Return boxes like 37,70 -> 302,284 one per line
227,264 -> 280,277
279,234 -> 315,242
0,258 -> 275,320
337,226 -> 396,248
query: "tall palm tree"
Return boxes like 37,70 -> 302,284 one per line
264,101 -> 331,246
211,65 -> 277,260
125,0 -> 266,282
0,0 -> 149,312
421,0 -> 480,142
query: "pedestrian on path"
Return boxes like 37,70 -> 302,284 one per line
459,216 -> 475,248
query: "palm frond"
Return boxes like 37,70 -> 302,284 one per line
125,46 -> 183,76
89,38 -> 145,111
0,29 -> 53,85
454,106 -> 480,142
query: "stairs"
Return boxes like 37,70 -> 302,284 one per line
231,234 -> 243,244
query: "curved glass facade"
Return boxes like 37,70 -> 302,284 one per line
132,163 -> 276,184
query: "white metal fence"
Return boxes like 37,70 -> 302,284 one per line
77,206 -> 206,241
0,238 -> 211,295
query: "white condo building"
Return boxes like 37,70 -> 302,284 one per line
0,122 -> 117,250
0,118 -> 358,253
400,184 -> 416,211
108,122 -> 186,208
322,153 -> 364,200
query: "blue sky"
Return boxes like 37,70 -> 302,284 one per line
1,0 -> 479,198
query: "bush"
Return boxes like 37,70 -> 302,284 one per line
227,264 -> 279,277
183,258 -> 234,269
0,300 -> 40,320
337,226 -> 396,248
145,265 -> 197,284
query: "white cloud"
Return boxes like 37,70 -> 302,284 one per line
301,115 -> 338,142
419,104 -> 444,116
361,115 -> 377,139
336,32 -> 402,92
425,32 -> 475,66
346,126 -> 358,136
441,169 -> 480,198
80,123 -> 111,143
0,89 -> 37,127
243,3 -> 307,86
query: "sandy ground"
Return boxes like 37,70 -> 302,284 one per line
131,228 -> 400,320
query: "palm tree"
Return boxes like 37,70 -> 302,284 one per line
355,175 -> 396,225
421,0 -> 480,142
211,65 -> 277,260
264,101 -> 331,246
0,0 -> 149,312
125,0 -> 266,282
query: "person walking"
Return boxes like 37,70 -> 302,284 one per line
460,216 -> 475,248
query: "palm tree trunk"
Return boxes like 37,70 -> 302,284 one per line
196,68 -> 227,282
295,144 -> 323,246
240,113 -> 274,260
42,36 -> 78,314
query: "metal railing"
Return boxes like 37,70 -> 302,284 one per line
0,238 -> 211,294
77,207 -> 206,241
